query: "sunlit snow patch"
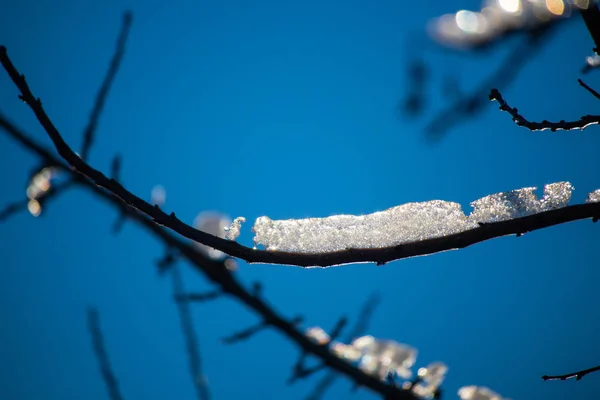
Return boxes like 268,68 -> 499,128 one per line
251,181 -> 582,253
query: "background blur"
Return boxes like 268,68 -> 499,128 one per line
1,1 -> 600,399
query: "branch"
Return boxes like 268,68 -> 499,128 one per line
425,24 -> 555,138
305,293 -> 381,400
489,88 -> 600,131
0,117 -> 418,399
542,364 -> 600,381
579,2 -> 600,54
2,45 -> 600,269
87,307 -> 125,400
171,262 -> 211,400
79,12 -> 132,161
578,78 -> 600,100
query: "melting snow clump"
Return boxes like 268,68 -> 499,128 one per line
252,181 -> 590,253
225,217 -> 246,241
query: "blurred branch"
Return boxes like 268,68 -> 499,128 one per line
489,87 -> 600,131
222,316 -> 303,344
171,261 -> 211,400
579,2 -> 600,54
176,291 -> 222,303
0,179 -> 74,222
80,12 -> 132,161
305,293 -> 381,400
425,25 -> 554,138
288,316 -> 348,384
542,364 -> 600,381
2,46 -> 600,269
0,118 -> 417,400
87,307 -> 125,400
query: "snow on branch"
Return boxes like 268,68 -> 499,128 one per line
251,182 -> 589,253
428,0 -> 595,49
2,46 -> 600,270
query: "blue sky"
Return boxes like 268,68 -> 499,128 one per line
1,1 -> 600,399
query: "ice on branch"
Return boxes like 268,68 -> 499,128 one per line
26,167 -> 58,217
224,217 -> 245,241
193,211 -> 232,260
252,181 -> 580,253
586,189 -> 600,203
304,327 -> 447,398
458,385 -> 509,400
412,362 -> 449,399
350,335 -> 417,380
428,0 -> 596,49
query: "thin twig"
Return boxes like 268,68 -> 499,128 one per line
171,263 -> 211,400
0,110 -> 419,400
80,12 -> 132,161
305,293 -> 381,400
578,79 -> 600,100
425,24 -> 555,138
542,364 -> 600,381
87,307 -> 125,400
489,88 -> 600,131
1,50 -> 600,267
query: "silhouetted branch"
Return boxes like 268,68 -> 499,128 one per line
578,78 -> 600,100
400,58 -> 428,117
110,154 -> 122,179
171,262 -> 211,400
2,44 -> 599,267
579,3 -> 600,54
176,291 -> 222,303
542,364 -> 600,381
222,315 -> 304,344
288,316 -> 348,384
87,307 -> 125,400
489,87 -> 600,131
80,12 -> 132,161
329,316 -> 348,342
425,26 -> 554,138
0,113 -> 418,400
305,293 -> 381,400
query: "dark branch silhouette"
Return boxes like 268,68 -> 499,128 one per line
0,116 -> 419,400
424,24 -> 555,138
0,27 -> 422,398
579,2 -> 600,54
542,364 -> 600,381
170,260 -> 211,400
80,12 -> 132,161
306,293 -> 381,400
579,78 -> 600,100
489,87 -> 600,131
87,307 -> 125,400
2,46 -> 600,270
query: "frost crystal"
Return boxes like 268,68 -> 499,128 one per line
458,385 -> 506,400
351,335 -> 417,380
225,217 -> 245,241
586,189 -> 600,203
253,201 -> 474,253
412,362 -> 448,399
468,182 -> 573,224
251,181 -> 582,254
